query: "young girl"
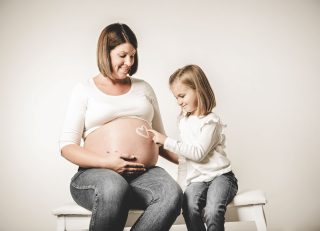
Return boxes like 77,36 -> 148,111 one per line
148,64 -> 238,231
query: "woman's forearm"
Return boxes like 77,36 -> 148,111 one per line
159,146 -> 179,164
61,144 -> 107,168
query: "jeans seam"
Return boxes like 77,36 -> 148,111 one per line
70,182 -> 99,231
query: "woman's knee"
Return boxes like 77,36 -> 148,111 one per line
203,203 -> 226,223
152,169 -> 183,213
94,172 -> 130,206
71,169 -> 130,209
165,181 -> 183,209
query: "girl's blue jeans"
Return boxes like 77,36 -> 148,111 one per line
182,171 -> 238,231
70,166 -> 183,231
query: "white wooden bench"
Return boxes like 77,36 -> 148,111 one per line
52,189 -> 267,231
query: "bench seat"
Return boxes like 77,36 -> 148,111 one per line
52,189 -> 267,231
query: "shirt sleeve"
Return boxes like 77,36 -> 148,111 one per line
164,118 -> 221,162
59,83 -> 87,151
144,82 -> 166,134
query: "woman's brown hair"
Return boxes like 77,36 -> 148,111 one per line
97,23 -> 138,77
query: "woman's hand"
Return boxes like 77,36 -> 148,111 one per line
147,129 -> 167,146
105,151 -> 146,174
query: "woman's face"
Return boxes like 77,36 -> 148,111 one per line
110,42 -> 136,80
171,81 -> 199,115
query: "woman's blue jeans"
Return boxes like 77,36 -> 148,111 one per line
70,166 -> 183,231
182,171 -> 238,231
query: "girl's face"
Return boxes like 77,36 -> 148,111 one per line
171,80 -> 199,115
110,42 -> 136,80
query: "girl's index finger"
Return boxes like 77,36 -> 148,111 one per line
147,129 -> 155,135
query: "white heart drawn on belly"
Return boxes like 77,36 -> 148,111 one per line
135,125 -> 149,139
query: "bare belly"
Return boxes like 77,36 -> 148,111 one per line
84,117 -> 159,168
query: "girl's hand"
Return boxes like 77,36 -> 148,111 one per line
147,129 -> 167,146
105,151 -> 146,174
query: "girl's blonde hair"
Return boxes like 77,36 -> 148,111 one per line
169,64 -> 216,116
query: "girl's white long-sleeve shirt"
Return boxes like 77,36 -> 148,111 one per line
164,113 -> 232,186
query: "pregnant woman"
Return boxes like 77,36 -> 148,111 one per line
59,23 -> 182,231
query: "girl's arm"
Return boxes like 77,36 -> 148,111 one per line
147,129 -> 179,164
149,122 -> 221,162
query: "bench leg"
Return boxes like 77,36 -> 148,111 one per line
56,216 -> 66,231
252,205 -> 267,231
235,205 -> 267,231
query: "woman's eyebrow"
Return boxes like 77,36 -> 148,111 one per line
118,50 -> 136,56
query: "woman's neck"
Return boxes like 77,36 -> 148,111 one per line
94,73 -> 131,96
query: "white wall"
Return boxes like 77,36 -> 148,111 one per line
1,0 -> 319,230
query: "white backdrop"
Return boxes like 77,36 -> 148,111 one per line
1,1 -> 320,230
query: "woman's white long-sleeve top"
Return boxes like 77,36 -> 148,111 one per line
59,77 -> 165,151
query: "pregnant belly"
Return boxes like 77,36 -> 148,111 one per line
84,117 -> 159,168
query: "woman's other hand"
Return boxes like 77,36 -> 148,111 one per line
147,129 -> 167,146
105,151 -> 146,174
